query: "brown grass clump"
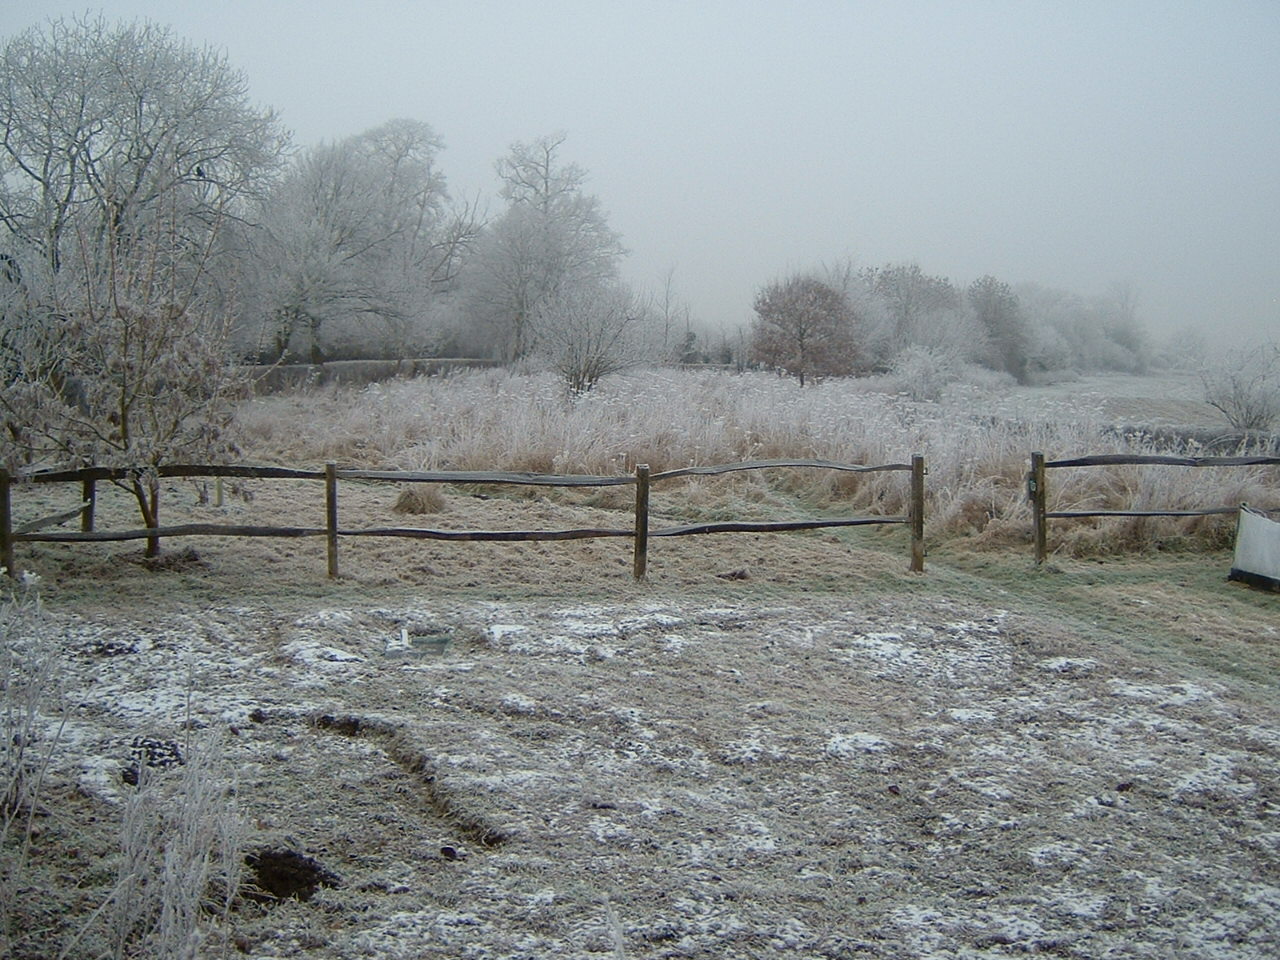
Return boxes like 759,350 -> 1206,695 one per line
392,484 -> 447,515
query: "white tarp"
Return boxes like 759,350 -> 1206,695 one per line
1230,507 -> 1280,591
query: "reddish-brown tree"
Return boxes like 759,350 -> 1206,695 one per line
750,275 -> 857,386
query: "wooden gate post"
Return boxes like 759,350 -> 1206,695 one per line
1029,451 -> 1048,564
325,462 -> 339,578
633,463 -> 650,581
909,454 -> 925,573
0,469 -> 14,577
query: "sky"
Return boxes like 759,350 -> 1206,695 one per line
3,0 -> 1277,344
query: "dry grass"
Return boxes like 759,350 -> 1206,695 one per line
4,368 -> 1279,958
232,367 -> 1280,558
391,483 -> 447,515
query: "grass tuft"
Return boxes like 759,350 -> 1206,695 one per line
392,484 -> 447,515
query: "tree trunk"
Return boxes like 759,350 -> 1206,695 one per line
131,476 -> 161,558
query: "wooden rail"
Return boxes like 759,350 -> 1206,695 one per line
1027,451 -> 1280,564
0,457 -> 927,581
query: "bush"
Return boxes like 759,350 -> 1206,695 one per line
1201,343 -> 1280,432
886,345 -> 962,401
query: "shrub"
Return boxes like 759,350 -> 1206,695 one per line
1200,342 -> 1280,432
886,345 -> 962,401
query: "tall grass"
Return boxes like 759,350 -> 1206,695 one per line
234,366 -> 1280,554
0,572 -> 64,956
105,733 -> 245,960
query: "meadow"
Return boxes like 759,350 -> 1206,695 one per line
233,365 -> 1279,559
3,366 -> 1278,959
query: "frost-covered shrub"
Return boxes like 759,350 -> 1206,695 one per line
1200,343 -> 1280,432
886,345 -> 962,401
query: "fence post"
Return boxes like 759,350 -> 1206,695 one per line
81,478 -> 96,532
325,462 -> 339,579
633,464 -> 650,581
0,469 -> 13,577
145,480 -> 161,559
1029,451 -> 1047,564
909,454 -> 925,573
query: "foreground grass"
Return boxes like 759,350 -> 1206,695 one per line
7,367 -> 1278,957
9,535 -> 1278,959
34,509 -> 1278,706
929,545 -> 1280,701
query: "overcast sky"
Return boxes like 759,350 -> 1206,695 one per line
3,0 -> 1277,343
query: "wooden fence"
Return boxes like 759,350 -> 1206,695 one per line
1026,451 -> 1280,564
0,457 -> 927,580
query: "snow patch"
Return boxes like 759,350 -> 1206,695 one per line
1037,657 -> 1099,675
826,732 -> 892,757
280,639 -> 364,668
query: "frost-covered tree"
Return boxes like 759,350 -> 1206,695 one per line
1201,342 -> 1280,433
967,275 -> 1029,382
817,258 -> 893,370
464,133 -> 625,361
864,262 -> 961,353
750,274 -> 857,386
0,15 -> 285,300
1015,281 -> 1150,375
0,15 -> 286,553
535,280 -> 655,394
250,119 -> 478,361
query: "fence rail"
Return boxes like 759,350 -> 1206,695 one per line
7,449 -> 1273,577
1027,450 -> 1280,563
0,457 -> 926,580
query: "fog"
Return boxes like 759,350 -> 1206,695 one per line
5,0 -> 1276,344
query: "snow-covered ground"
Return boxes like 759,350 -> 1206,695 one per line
13,586 -> 1279,958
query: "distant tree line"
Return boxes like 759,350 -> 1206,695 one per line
749,262 -> 1151,389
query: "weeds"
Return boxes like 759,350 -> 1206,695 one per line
104,732 -> 245,960
0,570 -> 64,956
2,575 -> 246,959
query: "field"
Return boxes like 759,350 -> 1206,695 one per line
3,368 -> 1279,959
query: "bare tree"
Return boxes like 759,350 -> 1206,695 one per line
654,266 -> 693,362
864,262 -> 960,353
465,133 -> 625,361
535,281 -> 655,394
750,274 -> 857,386
0,15 -> 284,554
0,15 -> 285,297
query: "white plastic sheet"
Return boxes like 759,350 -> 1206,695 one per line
1230,507 -> 1280,591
